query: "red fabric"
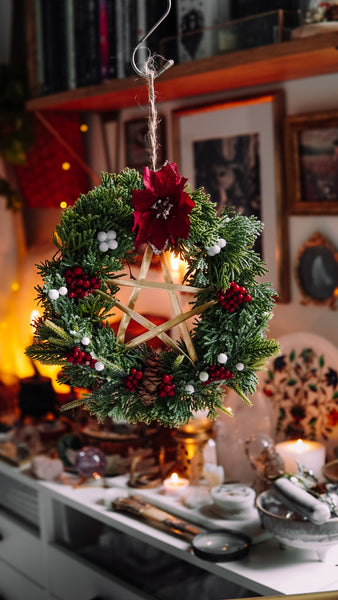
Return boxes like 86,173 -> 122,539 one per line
15,112 -> 88,208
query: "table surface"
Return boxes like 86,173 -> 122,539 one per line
1,460 -> 338,597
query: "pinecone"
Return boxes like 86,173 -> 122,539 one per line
138,353 -> 163,406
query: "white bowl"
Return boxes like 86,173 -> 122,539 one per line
256,490 -> 338,561
211,483 -> 256,515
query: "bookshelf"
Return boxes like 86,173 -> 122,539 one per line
25,32 -> 338,113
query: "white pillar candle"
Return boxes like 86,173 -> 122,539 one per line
275,439 -> 326,480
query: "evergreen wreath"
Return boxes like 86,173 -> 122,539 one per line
26,161 -> 279,427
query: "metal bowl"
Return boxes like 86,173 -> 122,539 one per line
256,490 -> 338,561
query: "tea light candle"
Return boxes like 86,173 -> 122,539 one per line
275,439 -> 326,479
163,472 -> 189,495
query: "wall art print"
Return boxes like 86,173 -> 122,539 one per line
262,332 -> 338,460
173,91 -> 289,302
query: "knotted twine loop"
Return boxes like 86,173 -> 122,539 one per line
144,55 -> 161,171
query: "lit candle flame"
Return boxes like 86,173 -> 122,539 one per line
295,439 -> 304,453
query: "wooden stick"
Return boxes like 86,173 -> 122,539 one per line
107,277 -> 204,294
126,300 -> 216,348
116,245 -> 153,344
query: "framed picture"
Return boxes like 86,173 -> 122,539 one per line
124,117 -> 166,172
173,91 -> 289,302
285,109 -> 338,215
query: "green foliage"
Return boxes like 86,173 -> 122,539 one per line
26,168 -> 280,427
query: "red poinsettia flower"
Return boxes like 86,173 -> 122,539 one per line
131,161 -> 195,252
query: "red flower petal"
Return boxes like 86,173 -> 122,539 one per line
132,162 -> 194,251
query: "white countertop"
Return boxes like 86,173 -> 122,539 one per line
1,460 -> 338,597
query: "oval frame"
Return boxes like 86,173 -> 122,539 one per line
296,231 -> 338,309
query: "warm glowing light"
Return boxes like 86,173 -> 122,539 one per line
0,321 -> 8,330
11,282 -> 20,292
170,254 -> 180,273
334,287 -> 338,297
60,201 -> 68,209
62,162 -> 71,171
163,472 -> 189,495
275,439 -> 325,479
30,310 -> 40,328
80,123 -> 88,132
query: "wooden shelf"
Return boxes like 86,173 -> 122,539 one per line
26,33 -> 338,112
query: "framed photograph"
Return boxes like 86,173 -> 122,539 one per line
173,91 -> 289,302
285,109 -> 338,215
124,117 -> 166,172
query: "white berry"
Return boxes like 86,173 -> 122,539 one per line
58,286 -> 68,296
217,353 -> 228,364
206,247 -> 216,256
236,362 -> 244,371
185,384 -> 195,394
99,241 -> 109,252
199,371 -> 209,382
108,239 -> 118,250
48,289 -> 59,300
94,362 -> 105,371
70,330 -> 77,335
218,238 -> 226,248
81,336 -> 90,346
106,230 -> 117,240
212,244 -> 221,254
97,231 -> 107,242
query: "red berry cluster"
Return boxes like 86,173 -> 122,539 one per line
159,374 -> 176,398
209,364 -> 234,382
217,282 -> 252,313
64,266 -> 101,299
123,368 -> 143,391
66,347 -> 97,368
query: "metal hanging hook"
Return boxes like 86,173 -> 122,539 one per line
131,0 -> 174,79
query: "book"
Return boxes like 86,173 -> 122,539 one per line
65,0 -> 76,89
106,0 -> 118,78
73,0 -> 102,87
39,0 -> 68,94
99,0 -> 109,80
24,0 -> 40,98
115,0 -> 147,79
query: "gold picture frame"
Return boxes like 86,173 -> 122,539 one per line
285,109 -> 338,215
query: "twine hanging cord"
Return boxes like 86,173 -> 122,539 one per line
143,54 -> 164,172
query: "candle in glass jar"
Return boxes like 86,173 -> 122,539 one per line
163,472 -> 189,495
275,439 -> 325,479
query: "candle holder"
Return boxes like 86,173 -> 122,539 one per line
174,415 -> 214,485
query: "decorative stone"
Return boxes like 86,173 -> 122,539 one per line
31,455 -> 64,481
75,446 -> 107,478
